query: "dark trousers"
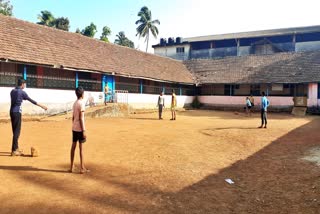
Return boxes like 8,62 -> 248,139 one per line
158,104 -> 163,119
260,109 -> 267,126
10,112 -> 21,152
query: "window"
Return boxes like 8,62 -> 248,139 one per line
224,85 -> 234,96
78,72 -> 102,91
176,47 -> 185,53
0,62 -> 22,86
250,84 -> 260,96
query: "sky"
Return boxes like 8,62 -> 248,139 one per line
9,0 -> 320,53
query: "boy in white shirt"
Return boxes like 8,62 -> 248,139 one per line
69,87 -> 89,173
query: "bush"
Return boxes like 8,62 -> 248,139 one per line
191,96 -> 202,109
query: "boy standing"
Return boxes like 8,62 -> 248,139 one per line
157,92 -> 165,120
104,84 -> 109,105
246,97 -> 252,116
259,91 -> 270,128
171,89 -> 177,120
70,87 -> 89,173
10,78 -> 47,156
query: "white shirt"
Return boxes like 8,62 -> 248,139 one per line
158,95 -> 165,105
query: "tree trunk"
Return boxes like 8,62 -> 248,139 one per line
146,32 -> 149,52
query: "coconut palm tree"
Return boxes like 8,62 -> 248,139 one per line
135,6 -> 160,52
37,10 -> 55,27
114,31 -> 134,48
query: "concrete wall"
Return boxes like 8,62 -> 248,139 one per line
0,87 -> 105,116
0,87 -> 194,115
154,44 -> 190,60
127,93 -> 194,109
308,83 -> 318,106
198,95 -> 294,110
199,83 -> 319,109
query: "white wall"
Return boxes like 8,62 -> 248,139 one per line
154,44 -> 190,60
307,83 -> 318,106
0,87 -> 105,116
127,93 -> 194,109
0,87 -> 194,115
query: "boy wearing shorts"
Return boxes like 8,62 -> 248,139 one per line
69,87 -> 89,173
170,89 -> 177,120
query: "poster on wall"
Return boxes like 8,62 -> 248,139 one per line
272,84 -> 283,91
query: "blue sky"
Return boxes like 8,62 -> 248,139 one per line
9,0 -> 320,52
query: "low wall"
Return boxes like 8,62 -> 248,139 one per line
0,87 -> 194,115
127,93 -> 194,109
198,95 -> 294,111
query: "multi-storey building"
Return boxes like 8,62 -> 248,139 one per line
152,26 -> 320,60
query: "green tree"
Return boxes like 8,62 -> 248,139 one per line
54,17 -> 70,31
100,26 -> 111,42
75,28 -> 81,34
37,10 -> 55,27
81,22 -> 97,38
0,0 -> 13,16
135,6 -> 160,52
114,31 -> 134,48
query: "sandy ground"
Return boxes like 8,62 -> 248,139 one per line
0,110 -> 319,214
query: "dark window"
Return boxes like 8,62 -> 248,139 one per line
26,66 -> 76,90
0,62 -> 22,86
191,41 -> 211,50
164,83 -> 180,95
250,84 -> 260,96
115,76 -> 140,93
224,85 -> 234,96
176,47 -> 185,53
296,32 -> 320,42
78,72 -> 101,91
180,85 -> 195,96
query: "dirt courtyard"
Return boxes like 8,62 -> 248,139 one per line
0,110 -> 319,213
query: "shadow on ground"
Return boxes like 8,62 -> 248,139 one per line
1,119 -> 320,213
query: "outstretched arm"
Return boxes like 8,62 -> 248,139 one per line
23,91 -> 47,110
37,103 -> 48,111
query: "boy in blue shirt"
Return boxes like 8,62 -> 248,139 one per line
259,91 -> 269,128
10,78 -> 47,156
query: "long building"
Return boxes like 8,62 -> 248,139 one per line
0,15 -> 195,115
152,26 -> 320,60
1,14 -> 320,114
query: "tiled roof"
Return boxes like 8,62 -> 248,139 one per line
184,51 -> 320,84
0,15 -> 194,84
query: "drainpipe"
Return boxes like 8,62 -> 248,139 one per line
75,72 -> 79,88
140,79 -> 143,94
23,66 -> 27,80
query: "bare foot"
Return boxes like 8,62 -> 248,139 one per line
80,168 -> 90,174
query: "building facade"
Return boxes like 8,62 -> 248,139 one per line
0,15 -> 195,115
152,26 -> 320,60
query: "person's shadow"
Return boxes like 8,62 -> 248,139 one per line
0,165 -> 67,173
0,152 -> 11,157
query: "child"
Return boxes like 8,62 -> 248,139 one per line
157,92 -> 165,119
69,87 -> 89,173
10,78 -> 47,156
249,95 -> 255,113
170,89 -> 177,120
246,97 -> 252,116
259,91 -> 270,128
